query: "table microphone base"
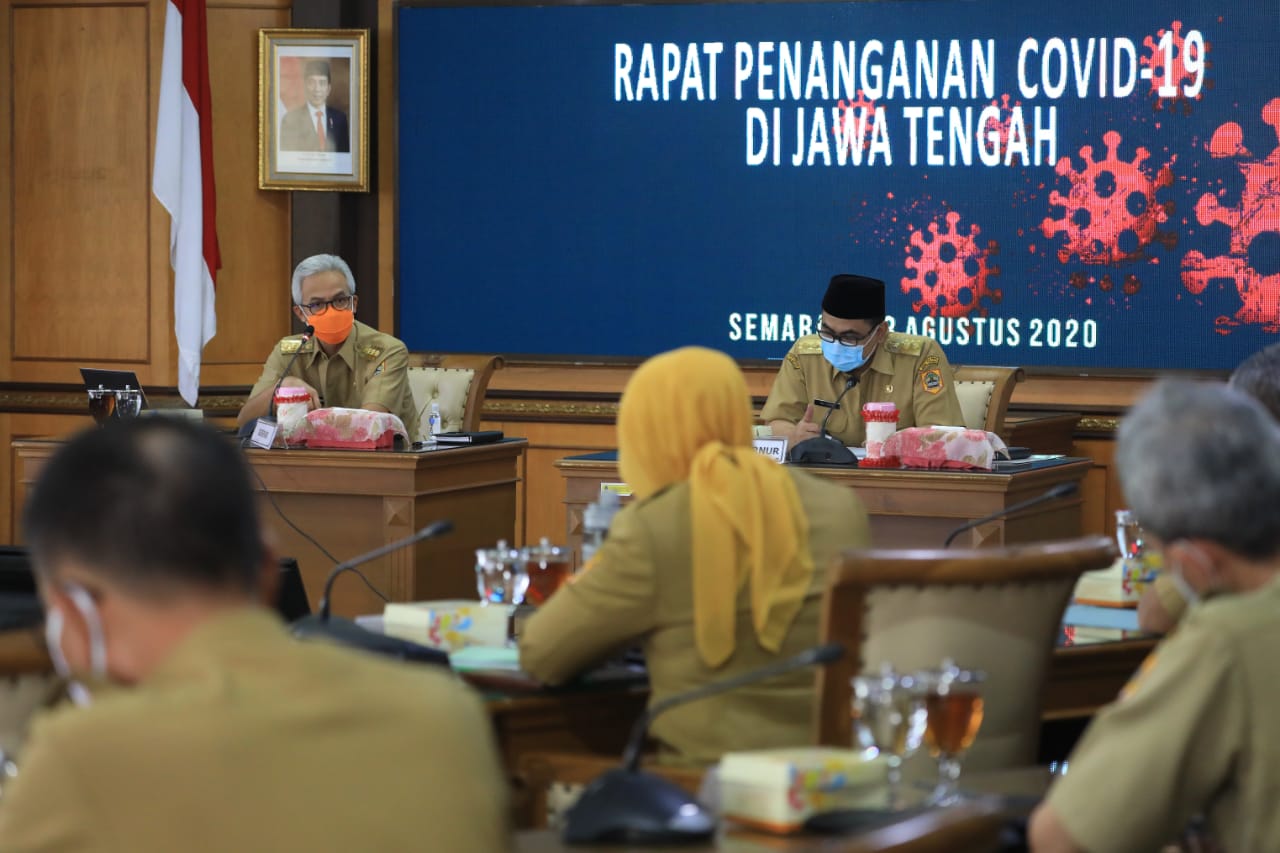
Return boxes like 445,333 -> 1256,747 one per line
563,767 -> 715,845
790,435 -> 856,465
291,614 -> 449,667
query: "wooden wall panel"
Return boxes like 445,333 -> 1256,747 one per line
1,413 -> 88,544
199,4 -> 292,381
480,419 -> 616,547
10,5 -> 151,367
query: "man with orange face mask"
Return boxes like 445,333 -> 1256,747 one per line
237,254 -> 419,436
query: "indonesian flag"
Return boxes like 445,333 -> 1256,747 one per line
153,0 -> 219,407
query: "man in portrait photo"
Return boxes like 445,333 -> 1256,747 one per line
279,59 -> 350,153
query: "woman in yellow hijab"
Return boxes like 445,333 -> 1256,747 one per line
520,347 -> 870,762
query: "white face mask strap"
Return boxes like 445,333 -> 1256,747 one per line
65,583 -> 108,679
44,606 -> 71,677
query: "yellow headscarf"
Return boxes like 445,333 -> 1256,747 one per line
618,347 -> 814,668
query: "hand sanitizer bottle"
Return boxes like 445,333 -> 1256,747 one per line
426,402 -> 442,446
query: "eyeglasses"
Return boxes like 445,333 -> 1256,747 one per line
817,323 -> 878,347
297,294 -> 354,316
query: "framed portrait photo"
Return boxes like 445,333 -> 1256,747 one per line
258,28 -> 369,191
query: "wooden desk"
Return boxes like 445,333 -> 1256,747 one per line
557,453 -> 1090,553
13,438 -> 525,617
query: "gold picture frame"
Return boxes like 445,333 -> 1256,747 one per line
258,28 -> 369,191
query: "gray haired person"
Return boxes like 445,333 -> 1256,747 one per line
1031,379 -> 1280,853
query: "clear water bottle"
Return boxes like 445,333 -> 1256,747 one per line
427,402 -> 442,444
580,490 -> 622,569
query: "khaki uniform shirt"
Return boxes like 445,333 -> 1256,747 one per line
519,469 -> 871,763
1046,574 -> 1280,853
0,608 -> 509,853
760,332 -> 965,446
248,319 -> 420,437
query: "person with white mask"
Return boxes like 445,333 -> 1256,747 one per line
1030,379 -> 1280,853
0,418 -> 508,853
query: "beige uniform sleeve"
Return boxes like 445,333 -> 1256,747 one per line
1152,573 -> 1190,625
0,723 -> 94,851
360,341 -> 412,415
247,344 -> 294,400
519,504 -> 657,685
909,338 -> 965,429
1045,621 -> 1243,853
760,350 -> 811,425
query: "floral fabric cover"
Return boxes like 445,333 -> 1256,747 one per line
289,407 -> 409,450
881,426 -> 1010,470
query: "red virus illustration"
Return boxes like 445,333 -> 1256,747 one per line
901,211 -> 1002,317
983,94 -> 1020,151
1140,21 -> 1212,115
1181,98 -> 1280,334
832,89 -> 878,154
1039,130 -> 1176,288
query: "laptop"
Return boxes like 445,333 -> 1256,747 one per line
79,368 -> 149,410
0,547 -> 44,631
275,558 -> 312,623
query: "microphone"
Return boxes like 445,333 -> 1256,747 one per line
268,324 -> 315,419
562,642 -> 845,845
291,519 -> 454,666
942,481 -> 1079,548
819,376 -> 858,438
790,377 -> 859,465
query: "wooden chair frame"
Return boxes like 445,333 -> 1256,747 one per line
407,353 -> 504,432
951,365 -> 1025,437
814,535 -> 1117,749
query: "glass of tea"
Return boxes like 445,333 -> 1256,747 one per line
918,659 -> 986,806
521,538 -> 571,606
851,664 -> 927,809
87,386 -> 115,425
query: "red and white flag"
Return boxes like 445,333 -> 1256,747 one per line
153,0 -> 219,407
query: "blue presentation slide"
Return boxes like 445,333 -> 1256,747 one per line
398,0 -> 1279,370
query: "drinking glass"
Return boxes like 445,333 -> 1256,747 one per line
851,664 -> 927,809
521,537 -> 571,606
114,387 -> 143,419
87,386 -> 115,425
918,659 -> 985,806
474,541 -> 528,607
1115,509 -> 1161,592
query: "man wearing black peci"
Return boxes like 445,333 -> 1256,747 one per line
762,274 -> 965,447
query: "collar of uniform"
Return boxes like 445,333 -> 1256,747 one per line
300,319 -> 368,372
144,607 -> 289,687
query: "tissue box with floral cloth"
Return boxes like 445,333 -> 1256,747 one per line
289,407 -> 409,450
881,426 -> 1009,470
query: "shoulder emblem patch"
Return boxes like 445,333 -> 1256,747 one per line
919,367 -> 944,395
920,353 -> 941,369
794,334 -> 822,355
885,333 -> 924,357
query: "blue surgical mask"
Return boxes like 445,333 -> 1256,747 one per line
821,338 -> 868,373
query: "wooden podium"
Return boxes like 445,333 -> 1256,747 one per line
13,438 -> 525,617
557,452 -> 1090,551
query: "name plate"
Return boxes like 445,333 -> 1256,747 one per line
753,436 -> 789,463
249,418 -> 280,450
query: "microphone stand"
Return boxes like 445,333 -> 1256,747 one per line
291,520 -> 455,666
268,324 -> 316,420
943,481 -> 1080,547
563,642 -> 845,845
789,377 -> 859,465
